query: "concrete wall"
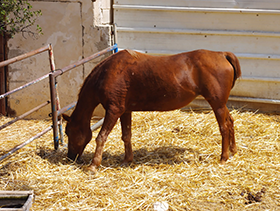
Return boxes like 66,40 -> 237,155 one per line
7,0 -> 112,119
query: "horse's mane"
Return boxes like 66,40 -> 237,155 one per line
78,50 -> 139,98
78,54 -> 111,98
126,49 -> 139,59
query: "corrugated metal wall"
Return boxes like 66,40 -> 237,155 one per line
113,0 -> 280,111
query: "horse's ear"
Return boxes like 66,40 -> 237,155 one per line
62,114 -> 71,123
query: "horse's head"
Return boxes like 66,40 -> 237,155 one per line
62,114 -> 92,162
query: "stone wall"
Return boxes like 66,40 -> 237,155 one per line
7,0 -> 113,119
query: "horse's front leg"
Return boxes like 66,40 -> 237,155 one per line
88,109 -> 120,173
120,112 -> 133,165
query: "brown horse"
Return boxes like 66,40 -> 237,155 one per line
62,49 -> 241,173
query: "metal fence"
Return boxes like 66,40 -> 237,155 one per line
0,43 -> 118,162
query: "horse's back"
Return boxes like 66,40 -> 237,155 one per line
88,49 -> 240,111
93,50 -> 198,111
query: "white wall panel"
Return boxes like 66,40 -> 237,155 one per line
115,0 -> 280,10
114,6 -> 280,31
117,29 -> 280,55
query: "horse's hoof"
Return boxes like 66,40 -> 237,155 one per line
220,159 -> 226,165
86,165 -> 97,174
120,162 -> 129,167
230,147 -> 238,156
120,159 -> 133,167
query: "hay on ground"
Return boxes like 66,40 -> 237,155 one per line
0,109 -> 279,210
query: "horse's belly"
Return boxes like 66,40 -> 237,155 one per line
126,92 -> 197,112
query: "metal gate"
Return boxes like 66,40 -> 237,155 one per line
113,0 -> 280,111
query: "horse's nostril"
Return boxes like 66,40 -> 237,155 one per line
76,156 -> 83,164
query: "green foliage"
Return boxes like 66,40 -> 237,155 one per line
0,0 -> 42,38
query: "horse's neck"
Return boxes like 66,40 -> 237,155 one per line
71,90 -> 96,127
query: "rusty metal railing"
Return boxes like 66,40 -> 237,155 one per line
0,43 -> 118,162
0,44 -> 57,162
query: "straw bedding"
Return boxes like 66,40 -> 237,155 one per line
0,109 -> 279,210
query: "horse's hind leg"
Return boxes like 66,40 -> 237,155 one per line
228,112 -> 237,155
88,108 -> 121,173
207,101 -> 236,164
120,112 -> 133,165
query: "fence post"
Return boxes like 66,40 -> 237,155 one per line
48,44 -> 64,145
0,34 -> 7,115
49,73 -> 59,150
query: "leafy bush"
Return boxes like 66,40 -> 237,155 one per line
0,0 -> 42,37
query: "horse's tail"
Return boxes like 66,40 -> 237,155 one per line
224,52 -> 241,88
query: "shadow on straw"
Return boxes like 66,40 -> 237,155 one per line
36,145 -> 217,171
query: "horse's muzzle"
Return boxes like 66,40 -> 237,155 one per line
67,152 -> 82,163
